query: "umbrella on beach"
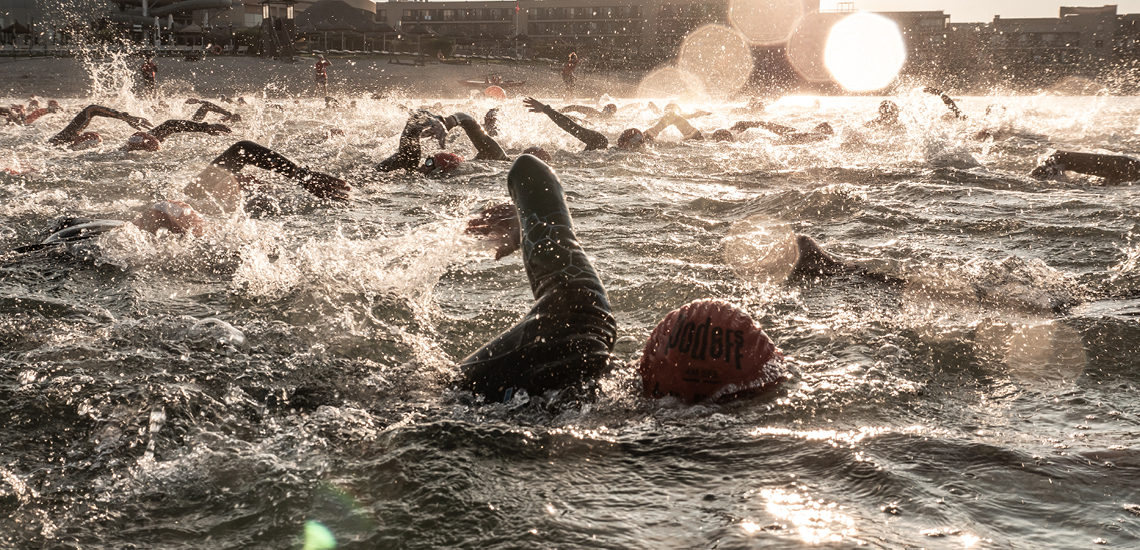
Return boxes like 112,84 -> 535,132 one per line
2,20 -> 31,35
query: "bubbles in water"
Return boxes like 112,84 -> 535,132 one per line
677,25 -> 754,97
787,13 -> 848,83
824,13 -> 907,92
727,0 -> 805,46
636,67 -> 705,100
723,217 -> 799,284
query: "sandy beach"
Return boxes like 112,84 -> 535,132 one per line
0,54 -> 647,100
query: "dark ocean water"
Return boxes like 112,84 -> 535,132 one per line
2,87 -> 1139,548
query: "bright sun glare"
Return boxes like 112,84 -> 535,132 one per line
824,12 -> 907,92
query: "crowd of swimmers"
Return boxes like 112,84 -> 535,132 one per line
6,86 -> 1140,406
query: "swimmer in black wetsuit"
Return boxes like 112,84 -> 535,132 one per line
376,110 -> 449,172
1029,149 -> 1140,183
14,141 -> 350,253
456,155 -> 617,402
524,97 -> 704,151
729,120 -> 834,144
185,98 -> 242,123
48,105 -> 153,149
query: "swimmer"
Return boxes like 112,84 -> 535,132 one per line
865,100 -> 902,129
185,98 -> 242,122
14,141 -> 351,253
122,120 -> 233,152
23,99 -> 62,124
375,110 -> 449,172
922,87 -> 966,121
557,103 -> 618,119
524,97 -> 704,151
458,155 -> 787,404
1,104 -> 26,125
730,120 -> 834,144
47,105 -> 153,149
455,154 -> 616,401
1029,149 -> 1140,183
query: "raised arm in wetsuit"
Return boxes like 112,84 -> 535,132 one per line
376,110 -> 449,171
186,98 -> 242,122
48,105 -> 153,147
524,97 -> 609,151
923,87 -> 966,121
456,154 -> 617,402
187,140 -> 350,213
446,112 -> 509,161
125,120 -> 232,151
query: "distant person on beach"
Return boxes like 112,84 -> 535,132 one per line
185,99 -> 242,123
562,52 -> 580,95
1029,149 -> 1140,183
524,97 -> 704,151
140,55 -> 158,98
458,155 -> 786,403
46,104 -> 231,151
15,141 -> 350,253
315,55 -> 332,97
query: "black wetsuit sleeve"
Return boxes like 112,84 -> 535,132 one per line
151,120 -> 214,141
456,155 -> 617,402
210,140 -> 299,177
559,105 -> 601,117
377,112 -> 442,171
191,102 -> 232,122
538,106 -> 609,151
1050,150 -> 1140,183
49,105 -> 143,145
452,112 -> 509,161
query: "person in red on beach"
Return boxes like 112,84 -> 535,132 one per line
562,52 -> 580,95
315,55 -> 332,97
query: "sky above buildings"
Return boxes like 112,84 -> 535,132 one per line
819,1 -> 1140,22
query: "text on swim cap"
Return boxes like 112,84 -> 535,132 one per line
666,314 -> 746,369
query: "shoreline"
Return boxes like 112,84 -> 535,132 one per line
0,55 -> 647,101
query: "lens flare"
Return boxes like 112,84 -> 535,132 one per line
636,67 -> 706,100
678,24 -> 754,97
824,13 -> 906,92
787,12 -> 848,83
728,0 -> 805,45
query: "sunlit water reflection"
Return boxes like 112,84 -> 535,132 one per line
1,81 -> 1139,548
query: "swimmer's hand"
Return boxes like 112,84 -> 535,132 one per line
126,115 -> 153,131
185,98 -> 201,104
293,167 -> 351,203
523,97 -> 550,114
206,124 -> 231,135
465,202 -> 521,260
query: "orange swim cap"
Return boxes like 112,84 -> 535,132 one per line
484,86 -> 506,100
639,299 -> 786,403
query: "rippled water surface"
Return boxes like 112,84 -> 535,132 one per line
2,85 -> 1140,549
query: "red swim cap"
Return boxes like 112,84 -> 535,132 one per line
126,131 -> 161,152
418,152 -> 463,174
70,132 -> 103,151
639,299 -> 786,404
522,146 -> 552,161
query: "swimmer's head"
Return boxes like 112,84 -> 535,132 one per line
664,102 -> 681,115
711,129 -> 734,142
132,200 -> 206,236
639,299 -> 787,404
418,152 -> 463,175
813,122 -> 834,136
237,97 -> 248,105
879,100 -> 899,118
47,100 -> 60,112
70,132 -> 102,151
522,146 -> 552,161
125,131 -> 161,152
28,97 -> 39,109
222,113 -> 242,123
616,128 -> 646,150
602,103 -> 618,116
